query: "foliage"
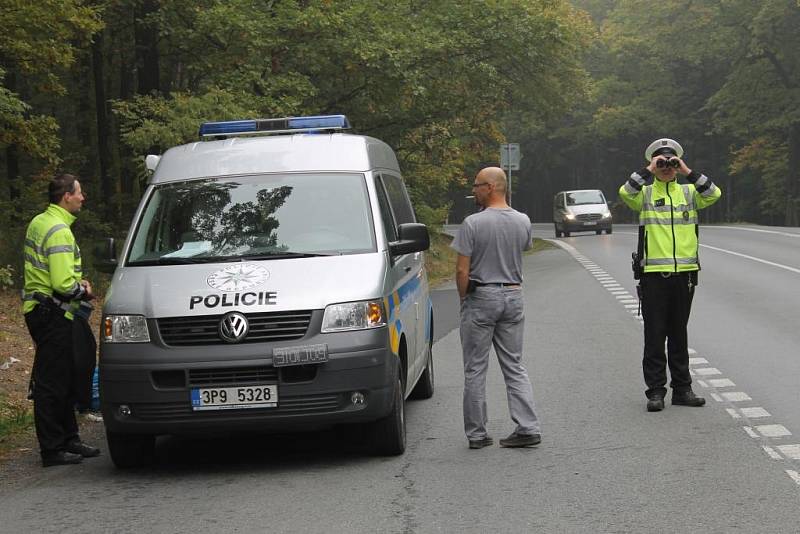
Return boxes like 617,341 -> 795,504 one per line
0,265 -> 13,289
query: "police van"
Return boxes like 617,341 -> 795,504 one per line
96,115 -> 433,467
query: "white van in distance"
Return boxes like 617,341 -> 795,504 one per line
96,115 -> 433,467
553,189 -> 613,237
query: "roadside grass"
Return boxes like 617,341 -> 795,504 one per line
0,394 -> 34,458
425,231 -> 458,287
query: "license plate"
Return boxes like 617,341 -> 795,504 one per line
273,343 -> 328,367
191,384 -> 278,411
582,221 -> 597,226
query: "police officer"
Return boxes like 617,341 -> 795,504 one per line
619,139 -> 722,412
22,173 -> 101,466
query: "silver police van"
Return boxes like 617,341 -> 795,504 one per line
96,115 -> 433,467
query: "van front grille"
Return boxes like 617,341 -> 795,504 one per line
157,310 -> 313,346
132,394 -> 343,420
576,213 -> 602,222
188,366 -> 279,387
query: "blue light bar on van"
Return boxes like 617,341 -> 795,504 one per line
199,115 -> 351,138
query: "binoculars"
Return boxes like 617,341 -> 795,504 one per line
656,157 -> 680,168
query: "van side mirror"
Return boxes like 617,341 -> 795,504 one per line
390,223 -> 430,256
94,238 -> 118,274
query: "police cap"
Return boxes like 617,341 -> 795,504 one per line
645,138 -> 684,162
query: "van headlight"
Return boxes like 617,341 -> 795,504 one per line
321,300 -> 386,332
602,212 -> 612,219
103,315 -> 150,343
564,212 -> 575,220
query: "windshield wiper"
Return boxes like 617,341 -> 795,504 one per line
239,252 -> 334,260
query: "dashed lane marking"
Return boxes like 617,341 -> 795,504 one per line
755,425 -> 792,438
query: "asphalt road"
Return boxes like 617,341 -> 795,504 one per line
1,224 -> 799,532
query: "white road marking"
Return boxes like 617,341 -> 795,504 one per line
689,357 -> 708,365
743,426 -> 759,438
697,379 -> 708,388
763,446 -> 783,460
611,291 -> 629,295
688,348 -> 697,355
721,392 -> 752,402
700,243 -> 800,275
776,445 -> 800,460
620,299 -> 638,304
786,471 -> 800,486
707,226 -> 800,238
624,304 -> 638,309
727,409 -> 741,419
755,425 -> 791,437
741,407 -> 771,418
708,378 -> 735,388
694,368 -> 721,376
711,393 -> 723,402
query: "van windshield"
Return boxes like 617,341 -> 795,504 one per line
565,191 -> 606,206
127,173 -> 375,265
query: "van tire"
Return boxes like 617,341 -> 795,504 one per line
553,224 -> 561,238
606,227 -> 613,234
370,373 -> 406,456
410,335 -> 434,400
596,229 -> 602,235
563,230 -> 571,237
107,431 -> 155,469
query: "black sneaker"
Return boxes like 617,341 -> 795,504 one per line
647,394 -> 665,412
42,451 -> 83,467
672,390 -> 706,407
499,432 -> 541,448
468,436 -> 494,449
66,440 -> 101,458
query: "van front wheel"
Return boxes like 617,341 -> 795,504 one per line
410,335 -> 434,400
370,374 -> 406,455
107,431 -> 155,469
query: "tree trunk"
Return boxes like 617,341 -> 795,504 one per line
134,0 -> 160,95
4,70 -> 20,202
92,30 -> 114,218
787,122 -> 800,227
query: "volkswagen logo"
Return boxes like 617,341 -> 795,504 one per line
218,312 -> 249,343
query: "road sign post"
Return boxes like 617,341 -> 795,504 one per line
500,143 -> 521,205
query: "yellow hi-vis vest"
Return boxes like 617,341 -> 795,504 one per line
619,174 -> 721,273
22,204 -> 85,320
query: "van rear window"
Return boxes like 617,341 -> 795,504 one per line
127,173 -> 375,264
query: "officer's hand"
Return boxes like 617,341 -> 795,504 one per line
81,279 -> 95,300
675,158 -> 692,176
647,156 -> 664,173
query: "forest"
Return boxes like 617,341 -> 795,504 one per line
1,0 -> 799,285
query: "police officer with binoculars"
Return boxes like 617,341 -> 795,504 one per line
619,138 -> 722,412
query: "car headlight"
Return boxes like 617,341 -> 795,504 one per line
602,212 -> 612,219
103,315 -> 150,343
564,212 -> 575,220
321,300 -> 386,333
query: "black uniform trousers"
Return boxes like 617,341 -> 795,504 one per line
24,304 -> 79,456
640,271 -> 695,399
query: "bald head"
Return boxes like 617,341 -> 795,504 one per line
476,167 -> 507,193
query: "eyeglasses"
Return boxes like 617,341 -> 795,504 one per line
472,182 -> 491,188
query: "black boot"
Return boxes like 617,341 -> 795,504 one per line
647,394 -> 665,412
672,390 -> 706,407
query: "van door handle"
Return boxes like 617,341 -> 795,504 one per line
404,266 -> 411,273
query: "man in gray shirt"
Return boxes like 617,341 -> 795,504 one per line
452,167 -> 541,449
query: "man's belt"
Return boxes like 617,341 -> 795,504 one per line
473,282 -> 521,287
